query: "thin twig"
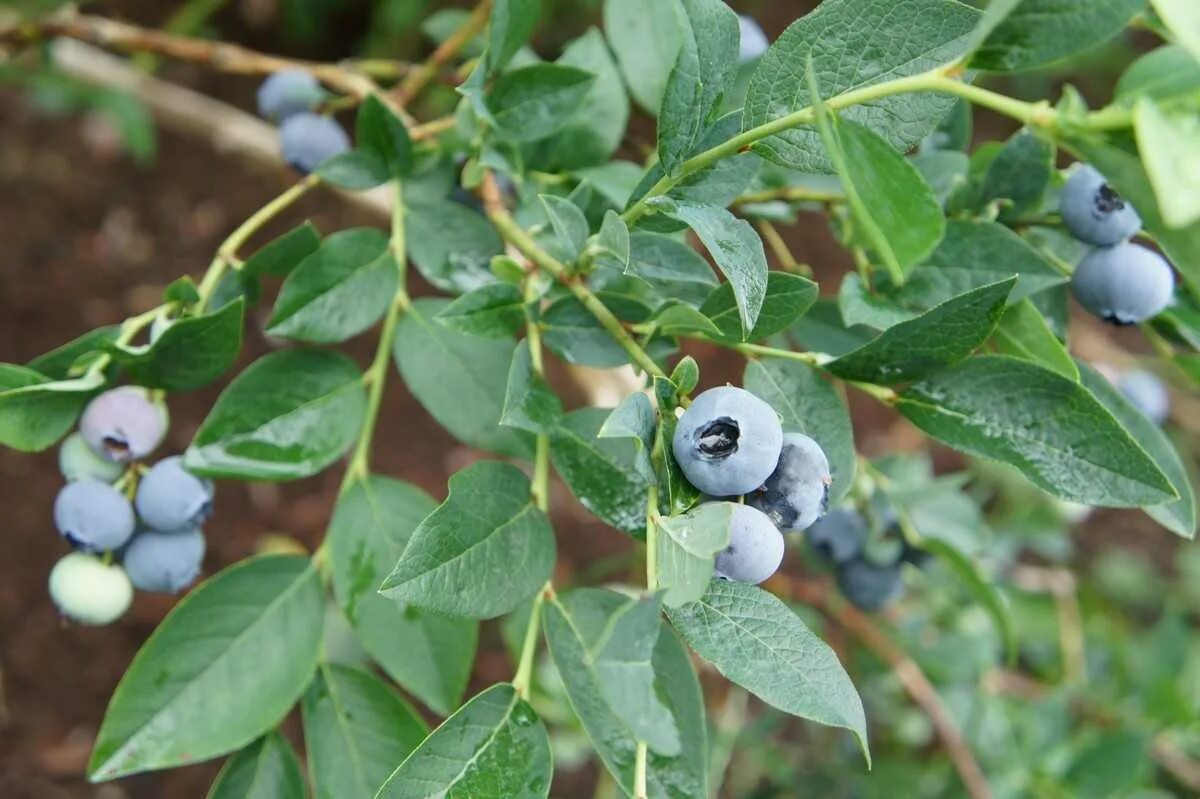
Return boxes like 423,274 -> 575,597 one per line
396,0 -> 492,105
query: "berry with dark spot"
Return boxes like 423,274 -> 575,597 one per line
714,503 -> 785,584
1060,164 -> 1142,246
747,433 -> 832,533
53,480 -> 137,553
672,386 -> 783,496
79,386 -> 168,464
136,456 -> 215,533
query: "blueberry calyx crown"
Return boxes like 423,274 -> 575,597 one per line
697,417 -> 739,459
1094,183 -> 1126,215
101,432 -> 131,460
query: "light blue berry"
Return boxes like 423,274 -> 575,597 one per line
1071,242 -> 1174,325
59,432 -> 125,484
672,386 -> 783,497
737,15 -> 769,63
136,456 -> 214,533
122,528 -> 206,594
257,70 -> 323,122
279,113 -> 350,174
54,480 -> 136,553
747,433 -> 831,533
79,386 -> 169,464
714,504 -> 785,584
1060,165 -> 1142,246
1118,368 -> 1170,424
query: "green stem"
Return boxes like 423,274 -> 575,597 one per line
622,69 -> 1065,226
633,741 -> 649,799
645,483 -> 660,590
488,203 -> 667,380
525,279 -> 552,513
197,174 -> 320,309
733,342 -> 825,366
737,186 -> 844,206
512,587 -> 547,700
345,181 -> 409,485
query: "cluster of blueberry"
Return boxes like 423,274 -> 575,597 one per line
257,70 -> 349,174
809,509 -> 926,612
671,386 -> 832,586
1064,165 -> 1175,325
49,387 -> 213,625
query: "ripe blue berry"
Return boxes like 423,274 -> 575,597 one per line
836,559 -> 903,612
257,70 -> 323,123
122,528 -> 206,594
1071,242 -> 1174,325
1060,165 -> 1142,246
737,15 -> 769,63
1118,369 -> 1170,424
59,432 -> 125,484
279,113 -> 350,174
48,552 -> 133,625
136,456 -> 215,533
672,386 -> 783,497
54,480 -> 136,553
79,386 -> 169,464
747,433 -> 831,533
714,503 -> 785,584
805,508 -> 868,564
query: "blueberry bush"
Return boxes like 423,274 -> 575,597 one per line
4,0 -> 1200,797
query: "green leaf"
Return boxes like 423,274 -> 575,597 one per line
593,210 -> 631,272
666,580 -> 869,760
488,64 -> 597,143
603,0 -> 684,114
242,222 -> 322,279
540,194 -> 589,261
186,349 -> 365,480
207,732 -> 305,799
973,0 -> 1144,72
549,29 -> 630,170
587,592 -> 680,755
327,476 -> 477,714
267,229 -> 398,343
1064,137 -> 1200,300
0,366 -> 96,452
657,0 -> 738,175
551,408 -> 652,535
651,199 -> 767,338
992,298 -> 1079,381
501,339 -> 565,434
375,684 -> 552,799
1151,0 -> 1200,62
89,556 -> 323,780
394,298 -> 533,458
356,95 -> 412,178
632,113 -> 761,214
543,588 -> 708,798
896,356 -> 1178,507
744,358 -> 856,504
163,276 -> 200,306
302,663 -> 428,799
1116,45 -> 1200,104
406,200 -> 503,294
1135,97 -> 1200,229
744,0 -> 980,172
826,278 -> 1013,384
26,326 -> 119,379
700,272 -> 818,343
117,300 -> 244,391
1077,362 -> 1196,538
657,502 -> 734,607
978,128 -> 1054,219
598,391 -> 656,480
435,282 -> 525,338
921,537 -> 1017,664
487,0 -> 541,75
380,462 -> 555,619
814,107 -> 945,283
542,296 -> 629,367
625,232 -> 718,308
316,150 -> 391,190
